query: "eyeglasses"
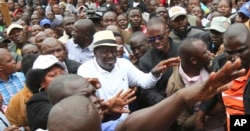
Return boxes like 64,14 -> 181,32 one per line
148,34 -> 165,43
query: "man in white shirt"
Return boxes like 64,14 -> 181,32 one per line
77,30 -> 180,110
66,19 -> 96,63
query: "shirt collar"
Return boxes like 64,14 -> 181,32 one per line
179,64 -> 210,86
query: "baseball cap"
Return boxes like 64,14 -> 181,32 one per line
32,55 -> 66,70
209,16 -> 231,33
0,36 -> 11,44
92,30 -> 119,49
7,23 -> 23,36
40,19 -> 52,27
168,6 -> 187,21
238,1 -> 250,18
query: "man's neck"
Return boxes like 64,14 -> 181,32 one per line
181,63 -> 201,78
0,73 -> 10,82
131,26 -> 141,33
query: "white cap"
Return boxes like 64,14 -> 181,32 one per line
32,55 -> 66,70
92,30 -> 119,49
7,23 -> 24,36
168,6 -> 187,21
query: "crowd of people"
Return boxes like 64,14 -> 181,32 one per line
0,0 -> 250,130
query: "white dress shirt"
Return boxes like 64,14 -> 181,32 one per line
77,58 -> 160,101
66,38 -> 94,63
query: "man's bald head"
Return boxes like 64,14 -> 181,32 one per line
0,48 -> 9,61
35,31 -> 48,49
223,23 -> 250,70
224,23 -> 250,48
41,37 -> 66,61
48,95 -> 101,131
106,24 -> 121,34
48,74 -> 94,105
75,19 -> 96,35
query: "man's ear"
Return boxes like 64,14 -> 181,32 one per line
190,57 -> 197,65
0,65 -> 3,71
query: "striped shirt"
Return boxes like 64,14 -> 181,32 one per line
222,70 -> 250,131
0,72 -> 25,105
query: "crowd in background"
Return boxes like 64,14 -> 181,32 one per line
0,0 -> 250,130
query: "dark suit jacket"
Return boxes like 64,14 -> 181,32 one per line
64,58 -> 81,74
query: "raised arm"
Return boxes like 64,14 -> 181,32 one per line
116,58 -> 245,131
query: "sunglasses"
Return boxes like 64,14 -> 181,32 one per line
148,34 -> 165,43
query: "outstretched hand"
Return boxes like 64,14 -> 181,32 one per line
183,58 -> 246,105
103,88 -> 137,114
151,57 -> 181,77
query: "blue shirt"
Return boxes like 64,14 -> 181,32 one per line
0,72 -> 25,105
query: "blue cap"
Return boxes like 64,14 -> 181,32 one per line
40,19 -> 52,27
238,1 -> 250,18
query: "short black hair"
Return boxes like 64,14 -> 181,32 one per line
21,54 -> 39,75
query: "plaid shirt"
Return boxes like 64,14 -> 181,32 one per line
0,72 -> 25,105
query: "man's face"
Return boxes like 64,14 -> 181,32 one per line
117,15 -> 128,29
9,28 -> 26,45
192,40 -> 212,67
217,0 -> 231,17
211,0 -> 219,12
170,15 -> 188,33
147,0 -> 159,13
44,29 -> 58,38
128,9 -> 142,27
47,11 -> 55,20
187,0 -> 199,13
191,7 -> 203,19
22,45 -> 39,56
18,0 -> 25,7
52,4 -> 60,15
224,37 -> 250,70
235,13 -> 249,23
155,7 -> 168,21
209,29 -> 223,47
36,33 -> 47,49
130,37 -> 149,59
64,17 -> 75,36
31,25 -> 43,36
0,50 -> 16,75
41,42 -> 66,62
119,0 -> 128,12
8,0 -> 15,10
94,46 -> 117,71
31,15 -> 40,25
147,23 -> 169,53
102,12 -> 117,28
72,24 -> 85,45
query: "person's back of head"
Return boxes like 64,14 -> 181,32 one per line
48,74 -> 92,105
48,95 -> 101,131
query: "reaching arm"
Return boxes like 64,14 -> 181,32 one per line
116,58 -> 245,131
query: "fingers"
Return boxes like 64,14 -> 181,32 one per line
120,89 -> 133,99
87,78 -> 101,89
217,81 -> 233,92
124,96 -> 137,105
